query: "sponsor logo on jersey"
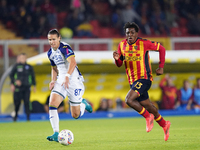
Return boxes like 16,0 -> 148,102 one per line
124,56 -> 141,61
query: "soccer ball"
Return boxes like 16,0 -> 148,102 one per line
58,129 -> 74,146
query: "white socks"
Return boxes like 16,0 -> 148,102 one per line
49,109 -> 59,133
80,103 -> 86,117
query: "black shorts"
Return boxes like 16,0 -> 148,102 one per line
130,79 -> 152,102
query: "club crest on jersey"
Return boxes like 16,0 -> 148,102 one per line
134,46 -> 138,50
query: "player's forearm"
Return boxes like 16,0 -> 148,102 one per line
158,45 -> 165,68
115,59 -> 123,67
67,59 -> 77,75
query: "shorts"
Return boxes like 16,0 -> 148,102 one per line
52,76 -> 85,106
130,79 -> 152,102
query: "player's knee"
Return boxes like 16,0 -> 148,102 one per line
71,112 -> 80,119
125,91 -> 138,105
125,97 -> 131,105
125,97 -> 136,107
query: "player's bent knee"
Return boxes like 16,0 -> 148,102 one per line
125,98 -> 134,108
71,112 -> 80,119
125,97 -> 133,106
125,97 -> 130,105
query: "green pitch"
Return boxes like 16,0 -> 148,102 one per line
0,116 -> 200,150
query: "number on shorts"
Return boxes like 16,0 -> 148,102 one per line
134,82 -> 143,89
74,89 -> 81,96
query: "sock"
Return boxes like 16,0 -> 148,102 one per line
75,103 -> 86,119
139,107 -> 150,118
155,114 -> 166,128
80,102 -> 86,116
49,106 -> 59,133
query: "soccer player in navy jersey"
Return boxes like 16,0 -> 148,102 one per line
46,29 -> 93,142
113,22 -> 171,141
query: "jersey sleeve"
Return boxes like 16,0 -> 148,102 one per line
60,45 -> 75,60
49,59 -> 56,66
145,40 -> 160,51
47,50 -> 56,67
145,40 -> 165,68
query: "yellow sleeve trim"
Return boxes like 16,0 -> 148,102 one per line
66,55 -> 75,60
157,43 -> 160,50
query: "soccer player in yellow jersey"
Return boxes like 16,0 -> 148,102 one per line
113,22 -> 171,141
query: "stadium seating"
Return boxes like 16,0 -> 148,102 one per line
1,72 -> 200,113
56,12 -> 67,29
31,73 -> 200,111
0,23 -> 39,58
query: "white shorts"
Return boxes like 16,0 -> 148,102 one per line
51,76 -> 85,106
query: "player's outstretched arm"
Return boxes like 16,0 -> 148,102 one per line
158,45 -> 165,68
156,44 -> 165,76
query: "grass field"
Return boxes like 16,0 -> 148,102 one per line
0,116 -> 200,150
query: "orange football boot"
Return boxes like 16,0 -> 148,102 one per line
146,114 -> 154,132
163,121 -> 171,141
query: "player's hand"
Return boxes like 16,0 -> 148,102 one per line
49,81 -> 55,90
62,76 -> 70,89
10,84 -> 15,92
15,80 -> 22,86
113,50 -> 120,60
156,67 -> 163,75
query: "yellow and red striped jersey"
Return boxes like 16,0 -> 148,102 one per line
117,37 -> 161,85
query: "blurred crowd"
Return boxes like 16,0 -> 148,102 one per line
158,74 -> 200,113
96,74 -> 200,113
1,0 -> 200,39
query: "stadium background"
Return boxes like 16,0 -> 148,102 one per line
0,0 -> 200,117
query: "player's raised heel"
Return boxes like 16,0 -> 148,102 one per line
47,132 -> 59,142
146,114 -> 154,132
163,121 -> 171,141
82,99 -> 93,113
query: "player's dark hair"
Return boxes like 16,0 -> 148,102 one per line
48,29 -> 60,37
123,22 -> 139,33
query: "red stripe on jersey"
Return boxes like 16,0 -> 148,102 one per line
129,61 -> 134,83
129,45 -> 134,83
136,53 -> 141,80
124,62 -> 130,82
